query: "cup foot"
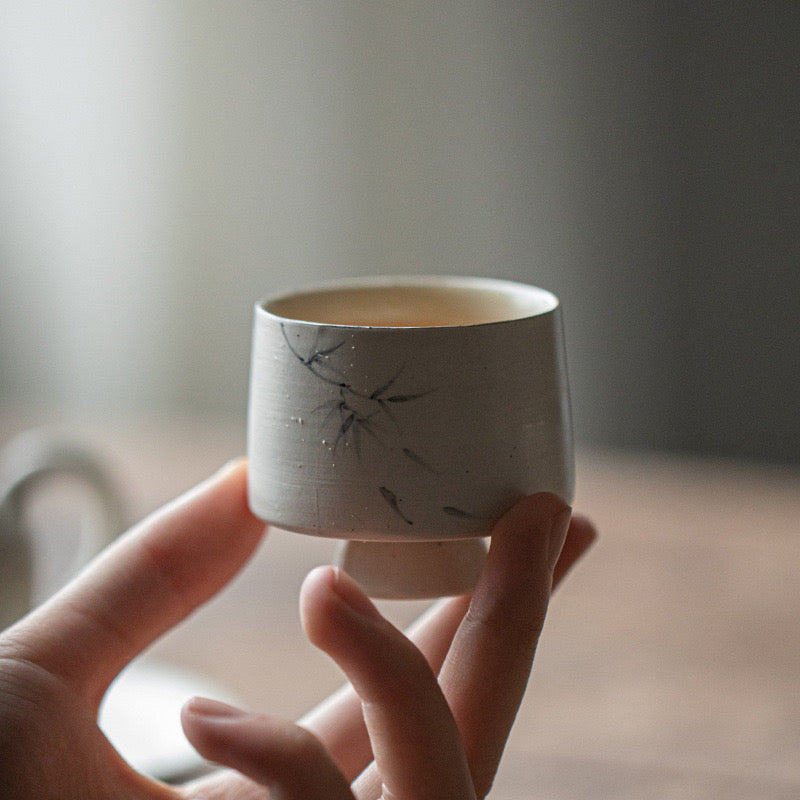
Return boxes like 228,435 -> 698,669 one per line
335,538 -> 487,599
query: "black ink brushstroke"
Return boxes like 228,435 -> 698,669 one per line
369,366 -> 404,400
442,506 -> 495,520
402,448 -> 440,474
442,506 -> 475,518
385,392 -> 431,403
282,326 -> 449,520
280,324 -> 348,388
283,324 -> 431,455
379,486 -> 413,525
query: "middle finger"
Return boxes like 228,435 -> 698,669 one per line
301,566 -> 477,800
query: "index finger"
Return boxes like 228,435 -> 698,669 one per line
2,460 -> 265,707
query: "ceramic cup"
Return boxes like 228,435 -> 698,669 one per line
247,275 -> 573,597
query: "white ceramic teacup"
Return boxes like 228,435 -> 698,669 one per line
247,275 -> 573,597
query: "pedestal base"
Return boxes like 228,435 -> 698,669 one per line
336,538 -> 488,599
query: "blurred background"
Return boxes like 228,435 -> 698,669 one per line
1,2 -> 799,463
2,6 -> 799,794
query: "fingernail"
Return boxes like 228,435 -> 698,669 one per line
329,566 -> 384,622
547,506 -> 573,574
184,696 -> 248,721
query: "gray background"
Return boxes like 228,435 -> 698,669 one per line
2,3 -> 798,463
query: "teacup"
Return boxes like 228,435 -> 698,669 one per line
247,275 -> 573,597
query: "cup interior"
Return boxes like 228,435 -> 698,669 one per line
264,278 -> 557,328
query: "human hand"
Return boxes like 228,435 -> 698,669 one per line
0,460 -> 595,799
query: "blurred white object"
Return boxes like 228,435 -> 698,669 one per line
99,660 -> 239,782
0,428 -> 232,781
0,428 -> 124,626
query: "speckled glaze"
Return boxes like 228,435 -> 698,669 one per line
246,276 -> 573,543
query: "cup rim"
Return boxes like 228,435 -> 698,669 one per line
256,275 -> 559,330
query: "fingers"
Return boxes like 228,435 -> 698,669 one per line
182,697 -> 354,800
5,460 -> 265,705
438,493 -> 580,798
183,498 -> 595,800
298,593 -> 470,779
300,513 -> 595,782
301,566 -> 478,800
408,512 -> 596,676
554,513 -> 596,587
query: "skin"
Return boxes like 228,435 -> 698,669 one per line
0,459 -> 596,800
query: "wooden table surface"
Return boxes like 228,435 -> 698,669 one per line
2,413 -> 799,798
